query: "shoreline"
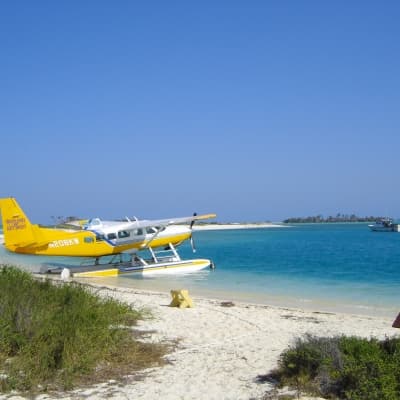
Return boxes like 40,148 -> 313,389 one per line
27,278 -> 398,400
79,274 -> 399,319
1,241 -> 397,320
1,237 -> 398,320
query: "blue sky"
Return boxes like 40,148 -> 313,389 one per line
1,1 -> 399,222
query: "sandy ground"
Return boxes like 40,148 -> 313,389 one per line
192,223 -> 286,230
5,281 -> 397,400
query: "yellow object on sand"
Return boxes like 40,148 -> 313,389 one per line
170,289 -> 194,308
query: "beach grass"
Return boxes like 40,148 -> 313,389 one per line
0,265 -> 167,393
268,334 -> 400,400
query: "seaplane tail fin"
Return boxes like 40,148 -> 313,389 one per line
0,197 -> 38,248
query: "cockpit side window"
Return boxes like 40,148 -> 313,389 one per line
107,233 -> 117,240
96,234 -> 105,242
118,230 -> 131,238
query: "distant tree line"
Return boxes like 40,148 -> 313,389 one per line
283,213 -> 384,224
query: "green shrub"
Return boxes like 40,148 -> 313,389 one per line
0,265 -> 166,393
271,334 -> 400,399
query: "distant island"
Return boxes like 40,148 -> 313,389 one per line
283,214 -> 385,224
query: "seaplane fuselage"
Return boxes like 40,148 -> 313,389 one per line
6,224 -> 191,257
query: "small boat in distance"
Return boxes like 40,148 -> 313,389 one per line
368,218 -> 399,232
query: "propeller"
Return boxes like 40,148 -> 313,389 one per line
190,213 -> 197,253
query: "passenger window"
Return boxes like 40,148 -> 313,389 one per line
134,229 -> 144,236
146,227 -> 156,234
118,230 -> 131,238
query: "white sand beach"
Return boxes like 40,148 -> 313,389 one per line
12,280 -> 397,400
192,223 -> 286,230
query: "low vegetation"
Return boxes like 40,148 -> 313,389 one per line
283,214 -> 382,223
267,334 -> 400,400
0,266 -> 167,394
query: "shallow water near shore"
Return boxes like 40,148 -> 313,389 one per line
1,223 -> 400,317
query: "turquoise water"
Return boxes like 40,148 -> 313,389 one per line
1,224 -> 400,316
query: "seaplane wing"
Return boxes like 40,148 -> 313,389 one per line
132,213 -> 217,229
83,213 -> 217,253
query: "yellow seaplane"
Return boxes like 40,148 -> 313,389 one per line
0,197 -> 216,277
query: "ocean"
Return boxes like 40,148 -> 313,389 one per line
1,223 -> 400,317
